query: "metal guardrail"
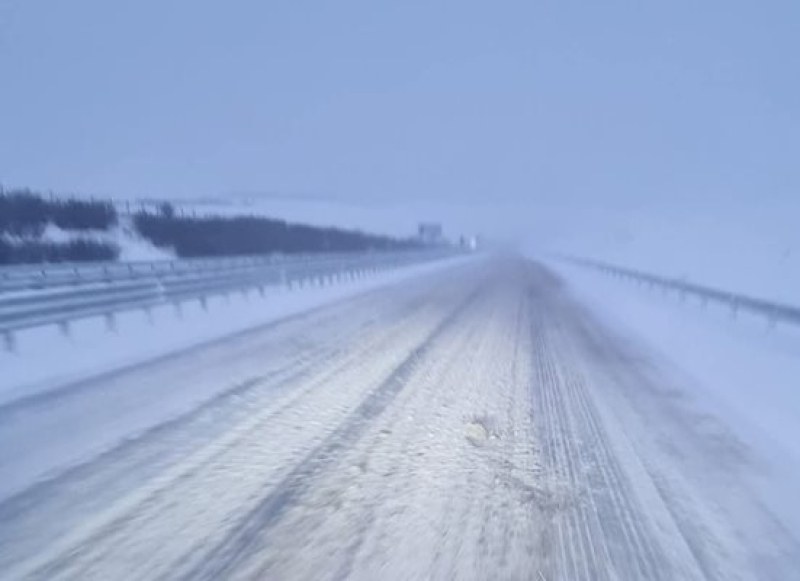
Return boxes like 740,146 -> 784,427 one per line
0,252 -> 393,293
566,257 -> 800,328
0,249 -> 459,350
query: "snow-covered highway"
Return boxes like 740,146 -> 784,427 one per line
1,257 -> 797,580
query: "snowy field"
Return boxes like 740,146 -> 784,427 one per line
37,220 -> 172,262
1,256 -> 798,580
541,200 -> 800,306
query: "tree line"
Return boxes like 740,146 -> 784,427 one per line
0,239 -> 119,264
1,190 -> 119,263
0,189 -> 117,236
134,206 -> 420,258
1,189 -> 421,264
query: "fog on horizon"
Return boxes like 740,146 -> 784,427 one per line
1,0 -> 798,252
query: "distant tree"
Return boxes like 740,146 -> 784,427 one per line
52,199 -> 117,230
0,190 -> 117,234
0,239 -> 11,263
159,202 -> 176,219
0,190 -> 49,236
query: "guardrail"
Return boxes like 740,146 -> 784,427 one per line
0,249 -> 459,351
0,252 -> 393,293
565,257 -> 800,328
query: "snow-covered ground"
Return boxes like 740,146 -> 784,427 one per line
555,261 -> 800,534
37,219 -> 174,262
1,256 -> 798,580
539,199 -> 800,305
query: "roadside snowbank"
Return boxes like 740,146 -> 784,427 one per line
555,261 -> 800,532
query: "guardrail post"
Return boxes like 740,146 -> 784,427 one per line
105,312 -> 117,332
199,296 -> 208,311
58,320 -> 71,337
144,306 -> 154,324
173,301 -> 183,319
3,330 -> 15,353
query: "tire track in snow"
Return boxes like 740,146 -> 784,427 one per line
257,282 -> 495,581
559,290 -> 800,581
4,257 -> 796,580
232,266 -> 548,580
6,265 -> 483,580
528,266 -> 702,581
1,302 -> 409,573
181,281 -> 488,581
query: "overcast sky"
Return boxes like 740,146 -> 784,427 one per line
1,0 -> 798,241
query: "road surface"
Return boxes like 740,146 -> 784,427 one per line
0,257 -> 797,580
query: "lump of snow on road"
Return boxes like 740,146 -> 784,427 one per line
464,418 -> 490,447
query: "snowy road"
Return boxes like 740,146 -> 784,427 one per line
1,257 -> 798,580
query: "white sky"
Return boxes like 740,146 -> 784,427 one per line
1,0 -> 798,245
